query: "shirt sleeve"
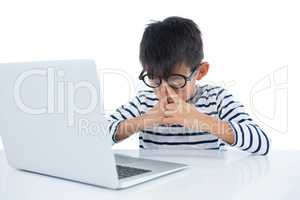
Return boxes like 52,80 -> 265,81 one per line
215,88 -> 271,155
106,91 -> 150,144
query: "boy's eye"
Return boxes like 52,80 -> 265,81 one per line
167,75 -> 186,88
143,75 -> 161,88
149,78 -> 160,84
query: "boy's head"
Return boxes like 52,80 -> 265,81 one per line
139,16 -> 209,101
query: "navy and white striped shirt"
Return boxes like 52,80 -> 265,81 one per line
108,84 -> 271,155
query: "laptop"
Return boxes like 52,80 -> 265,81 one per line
0,59 -> 188,189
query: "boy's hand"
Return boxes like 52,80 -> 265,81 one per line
117,84 -> 234,144
141,84 -> 204,129
162,84 -> 203,129
141,86 -> 168,128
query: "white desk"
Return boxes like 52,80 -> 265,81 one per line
0,149 -> 299,200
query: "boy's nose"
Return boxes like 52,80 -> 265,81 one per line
161,80 -> 168,88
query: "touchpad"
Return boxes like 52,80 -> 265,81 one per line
115,154 -> 139,165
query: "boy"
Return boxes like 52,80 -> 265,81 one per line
108,16 -> 270,155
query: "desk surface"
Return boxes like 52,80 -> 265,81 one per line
0,149 -> 299,200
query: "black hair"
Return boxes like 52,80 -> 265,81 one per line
139,16 -> 204,79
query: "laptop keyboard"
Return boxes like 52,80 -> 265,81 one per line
116,165 -> 151,179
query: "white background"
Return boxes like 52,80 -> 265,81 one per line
0,0 -> 298,150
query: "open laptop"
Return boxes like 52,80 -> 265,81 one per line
0,59 -> 188,189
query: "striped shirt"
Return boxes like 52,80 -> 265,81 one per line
107,84 -> 271,155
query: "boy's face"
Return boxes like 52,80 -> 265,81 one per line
154,63 -> 209,102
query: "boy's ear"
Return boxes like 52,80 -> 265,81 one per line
195,62 -> 209,81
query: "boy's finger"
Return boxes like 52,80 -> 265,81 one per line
159,84 -> 167,97
161,116 -> 177,126
159,97 -> 168,110
164,110 -> 177,117
158,85 -> 168,106
165,84 -> 179,103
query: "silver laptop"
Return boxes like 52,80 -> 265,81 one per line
0,59 -> 188,189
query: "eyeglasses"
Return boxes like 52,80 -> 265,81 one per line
139,64 -> 200,89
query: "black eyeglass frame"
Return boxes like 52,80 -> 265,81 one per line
139,63 -> 202,89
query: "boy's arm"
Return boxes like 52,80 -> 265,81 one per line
113,107 -> 162,142
107,93 -> 144,144
215,88 -> 271,155
107,91 -> 164,144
